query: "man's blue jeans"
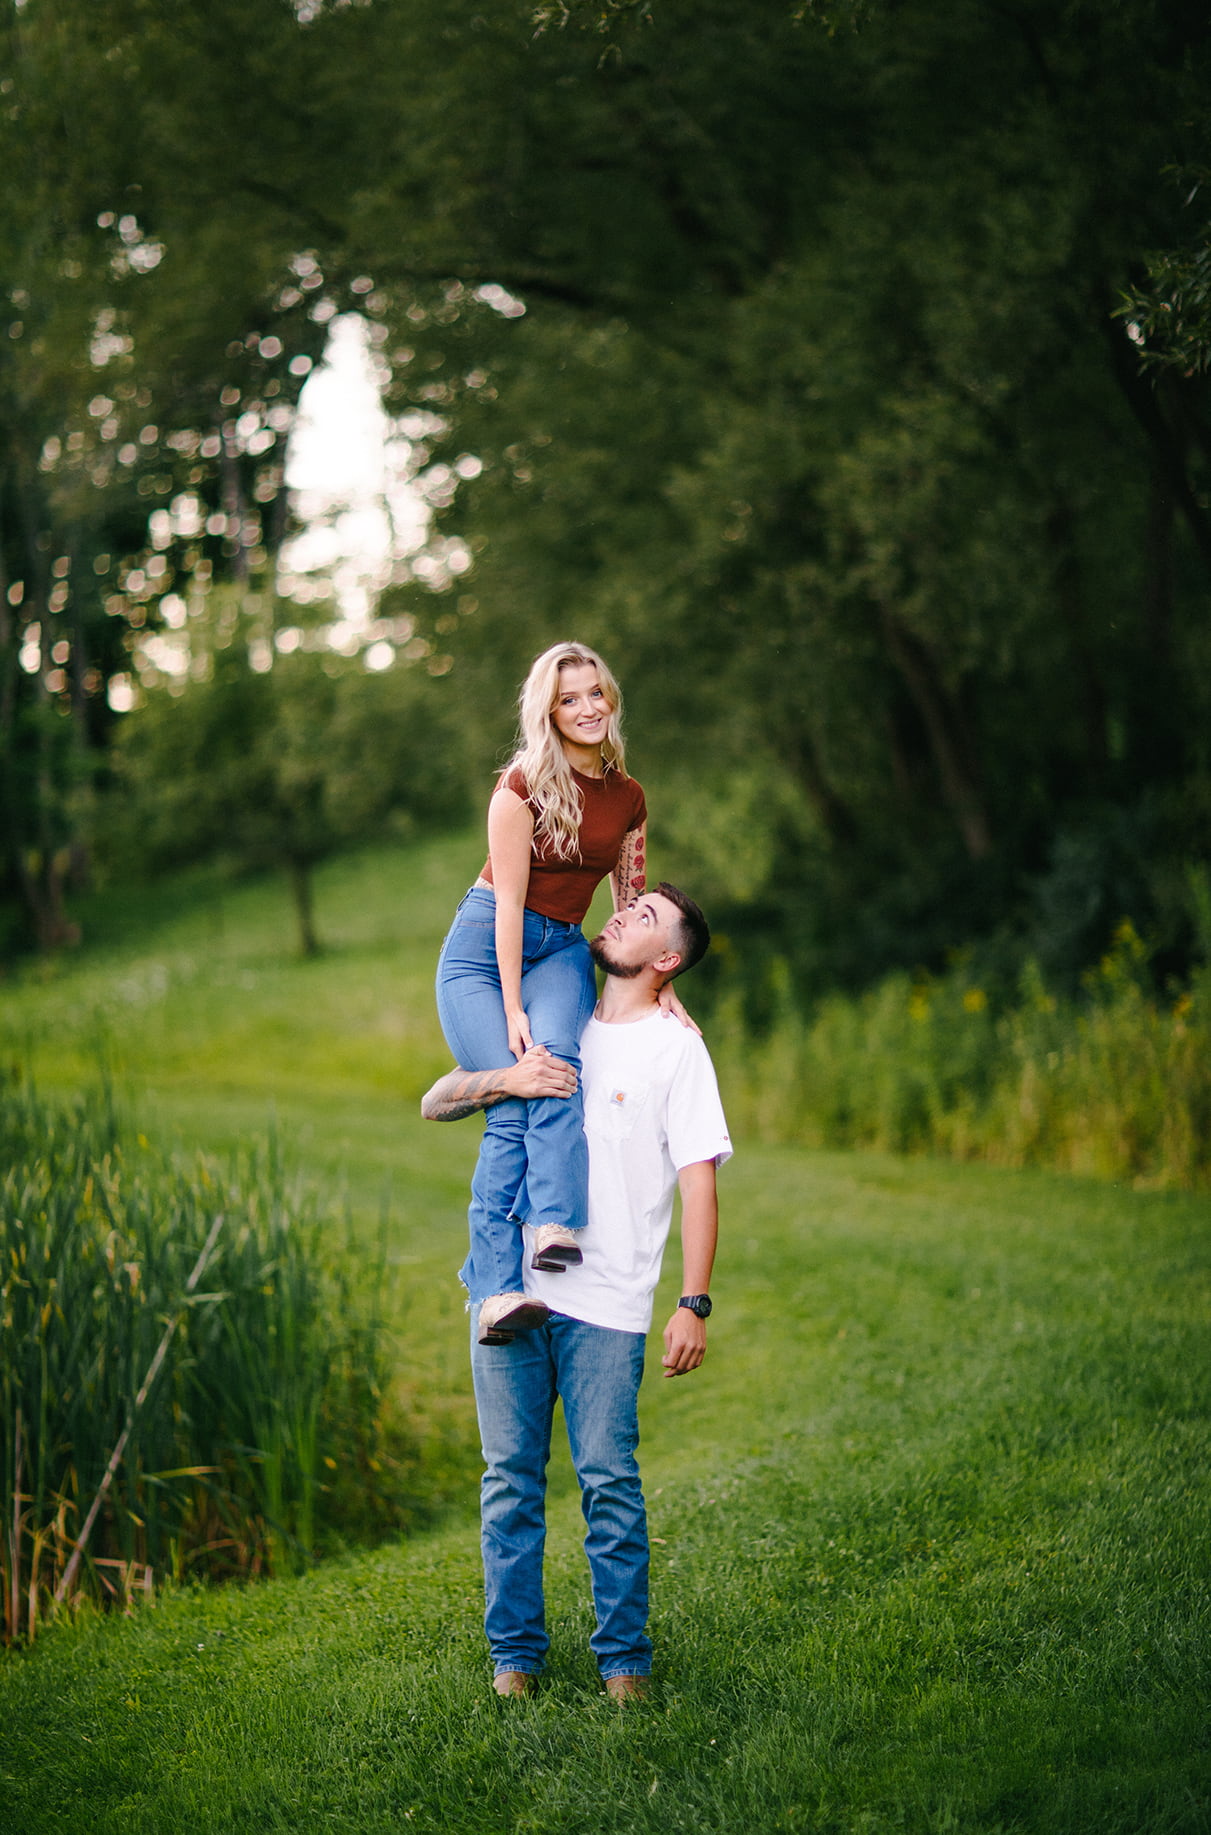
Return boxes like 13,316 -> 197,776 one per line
436,887 -> 596,1302
470,1306 -> 652,1681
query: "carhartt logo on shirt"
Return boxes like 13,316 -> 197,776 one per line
609,1088 -> 627,1107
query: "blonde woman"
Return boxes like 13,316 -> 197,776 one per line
436,643 -> 652,1345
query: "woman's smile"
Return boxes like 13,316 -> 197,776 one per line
552,663 -> 612,755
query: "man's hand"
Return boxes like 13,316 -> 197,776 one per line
661,1307 -> 706,1377
506,1044 -> 578,1101
662,1159 -> 717,1375
421,1046 -> 576,1121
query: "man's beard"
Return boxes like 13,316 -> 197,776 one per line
589,935 -> 644,979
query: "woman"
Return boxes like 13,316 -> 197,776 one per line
435,642 -> 652,1344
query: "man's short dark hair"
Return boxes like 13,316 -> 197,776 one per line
654,881 -> 710,978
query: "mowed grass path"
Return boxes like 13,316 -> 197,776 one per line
2,840 -> 1209,1834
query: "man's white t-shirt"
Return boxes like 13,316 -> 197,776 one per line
522,1010 -> 732,1334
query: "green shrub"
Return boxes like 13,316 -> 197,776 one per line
713,923 -> 1211,1189
0,1076 -> 415,1643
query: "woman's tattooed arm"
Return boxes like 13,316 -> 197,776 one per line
610,820 -> 647,911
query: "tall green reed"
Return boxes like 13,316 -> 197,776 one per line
1,1075 -> 402,1643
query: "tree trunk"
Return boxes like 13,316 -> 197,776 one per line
1143,464 -> 1173,649
787,721 -> 858,845
1046,501 -> 1108,788
0,531 -> 16,760
1106,316 -> 1211,577
880,606 -> 992,861
18,489 -> 75,949
286,855 -> 320,958
66,540 -> 95,896
1132,456 -> 1183,780
68,541 -> 94,753
0,535 -> 21,938
1142,376 -> 1186,665
220,430 -> 251,587
0,547 -> 74,951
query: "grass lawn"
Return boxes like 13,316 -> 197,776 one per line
2,840 -> 1209,1833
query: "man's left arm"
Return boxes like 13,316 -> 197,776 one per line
420,1046 -> 577,1121
661,1159 -> 718,1378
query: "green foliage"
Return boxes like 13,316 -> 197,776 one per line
106,639 -> 470,953
0,0 -> 361,948
385,0 -> 1211,989
0,1073 -> 420,1644
711,919 -> 1211,1189
6,0 -> 1211,995
2,0 -> 1211,1161
531,0 -> 656,34
1118,165 -> 1211,374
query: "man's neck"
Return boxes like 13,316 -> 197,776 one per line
596,973 -> 664,1024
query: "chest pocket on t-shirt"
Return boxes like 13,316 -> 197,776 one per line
589,1078 -> 651,1142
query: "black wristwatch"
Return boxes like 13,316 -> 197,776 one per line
678,1294 -> 713,1319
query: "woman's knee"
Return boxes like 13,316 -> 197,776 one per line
529,1033 -> 583,1067
481,1101 -> 527,1141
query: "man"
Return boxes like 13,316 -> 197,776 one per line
421,883 -> 731,1701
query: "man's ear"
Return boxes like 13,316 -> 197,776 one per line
653,950 -> 682,977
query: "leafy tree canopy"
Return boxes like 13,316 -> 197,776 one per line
3,0 -> 1210,996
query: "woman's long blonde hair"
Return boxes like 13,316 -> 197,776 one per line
507,642 -> 628,860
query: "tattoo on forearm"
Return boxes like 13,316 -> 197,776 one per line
428,1067 -> 511,1121
614,827 -> 646,904
434,1098 -> 489,1122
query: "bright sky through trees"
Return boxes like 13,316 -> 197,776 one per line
280,315 -> 427,635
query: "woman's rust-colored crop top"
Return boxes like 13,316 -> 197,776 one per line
478,764 -> 647,924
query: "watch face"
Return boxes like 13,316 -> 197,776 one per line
681,1294 -> 712,1319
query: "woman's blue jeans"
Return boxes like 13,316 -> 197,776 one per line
435,886 -> 596,1303
470,1305 -> 652,1680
